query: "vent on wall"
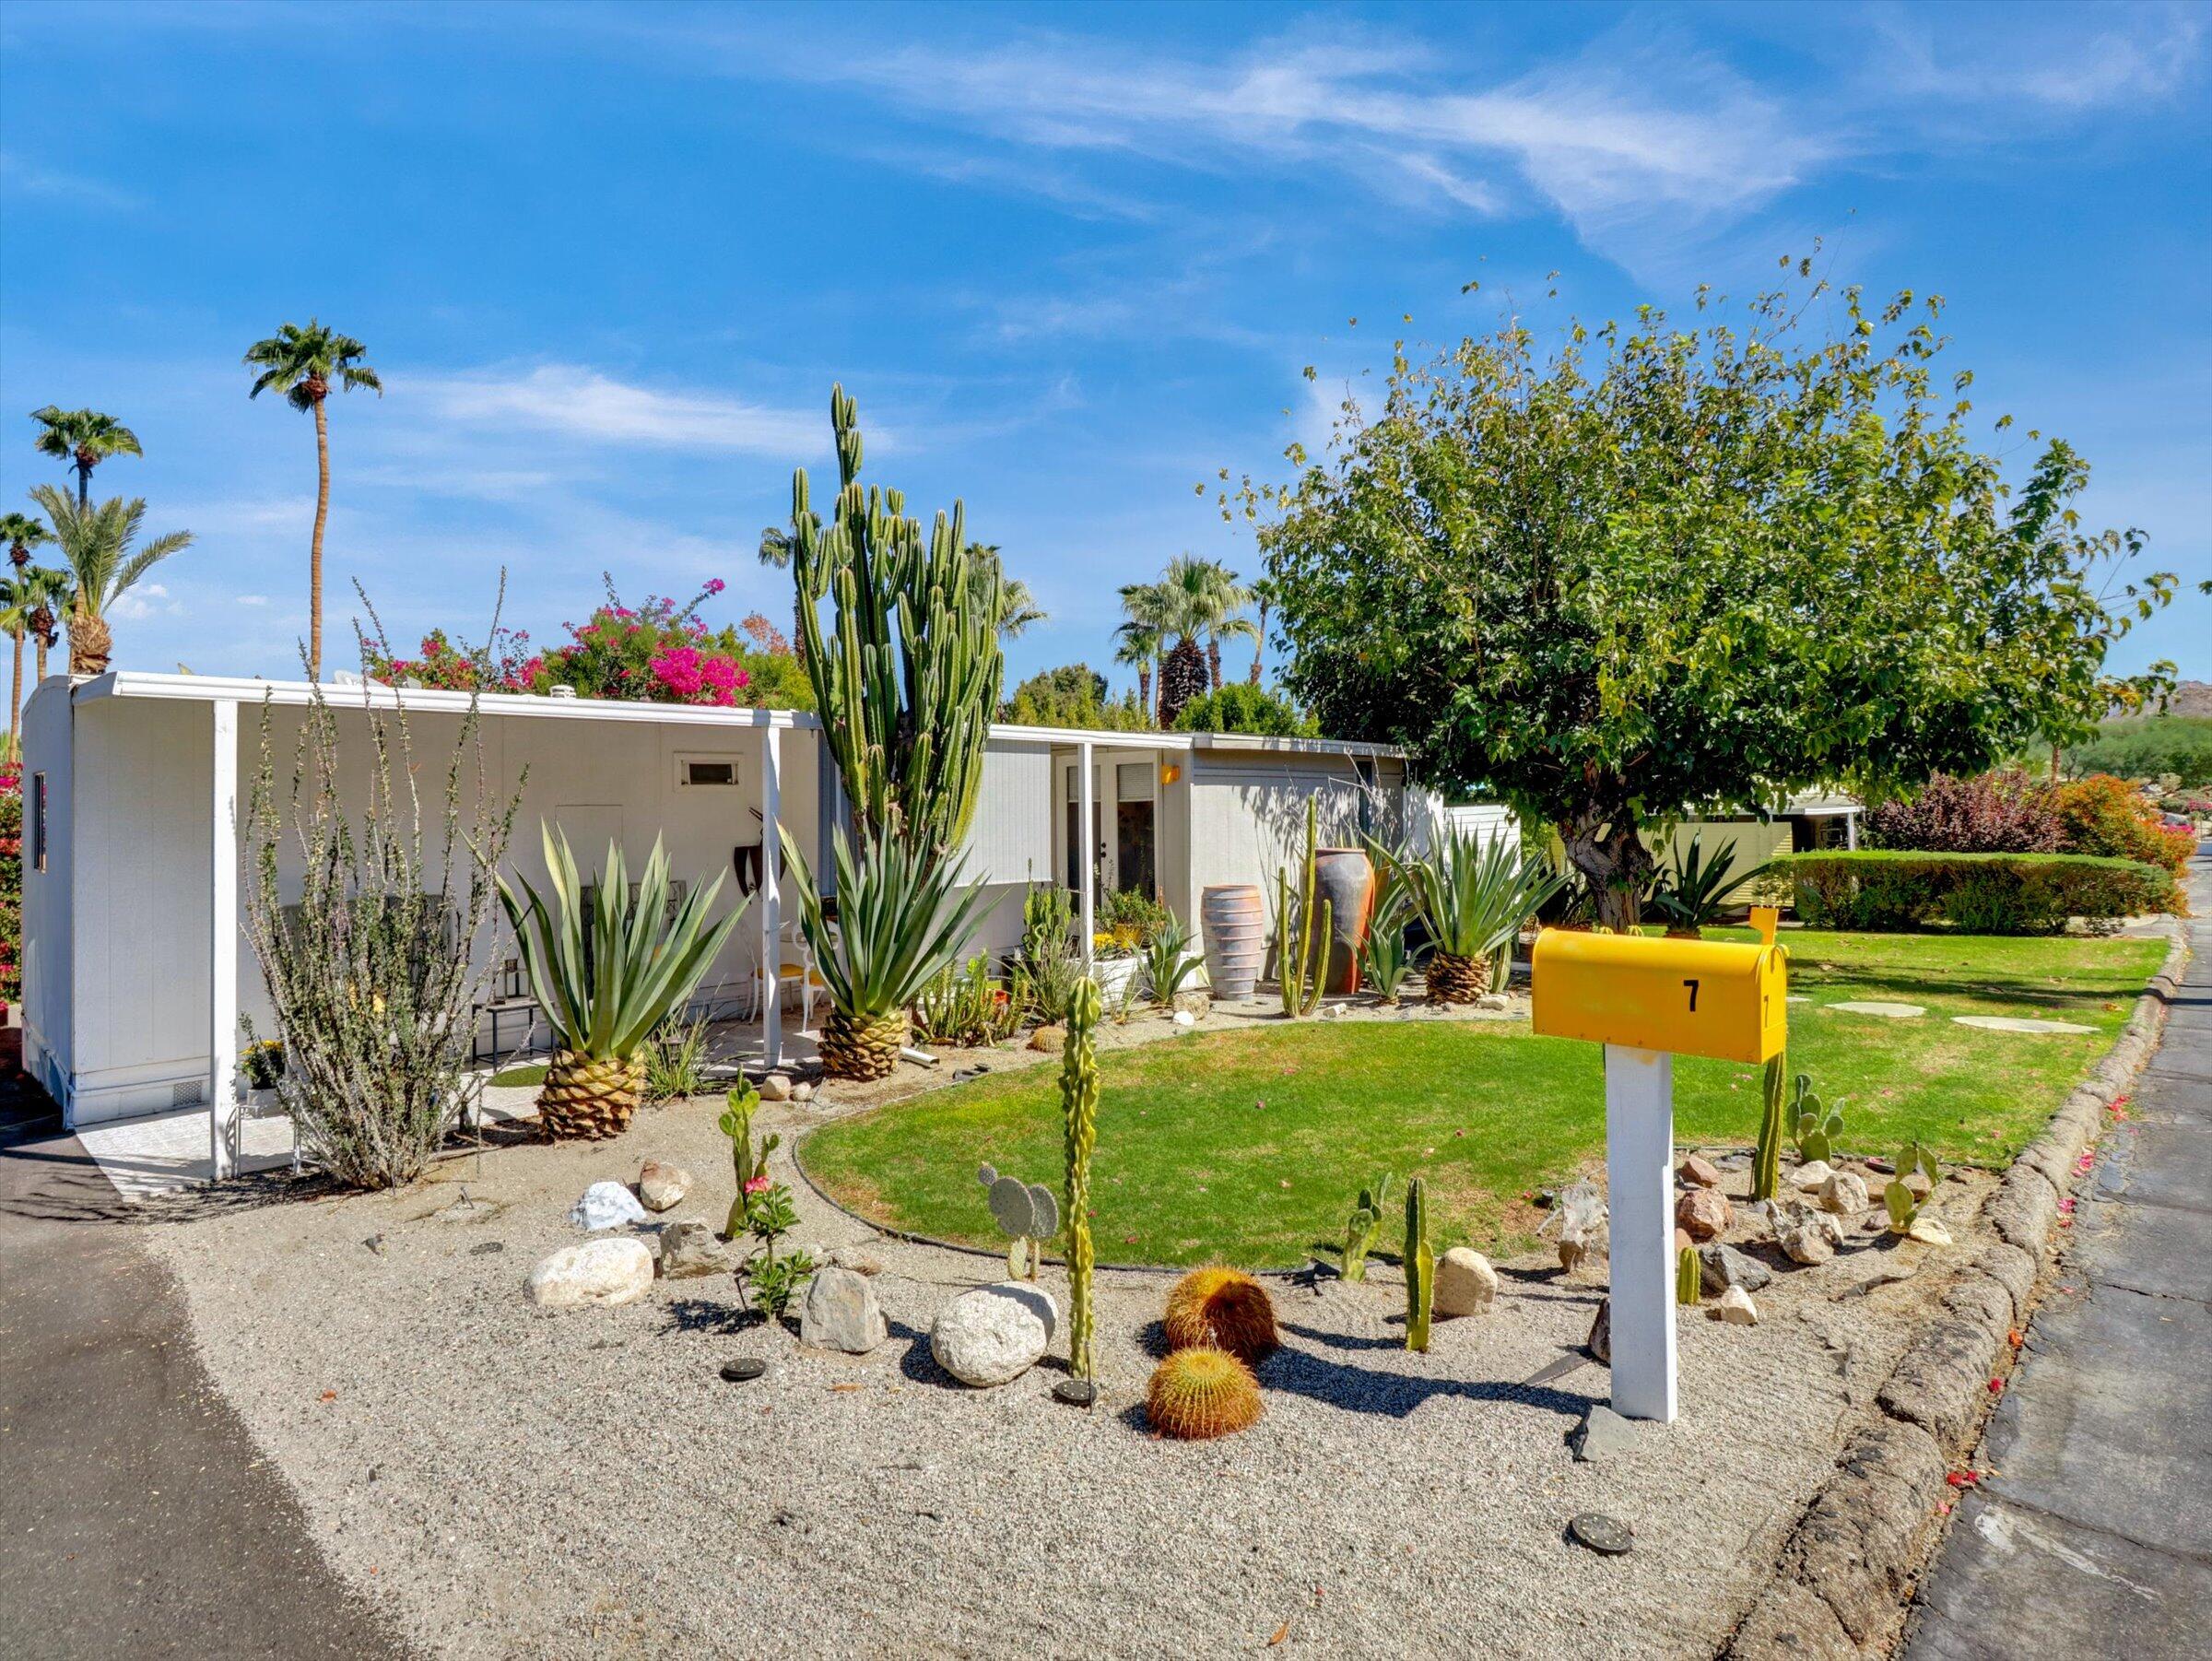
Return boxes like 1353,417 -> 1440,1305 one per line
677,754 -> 741,789
172,1079 -> 206,1108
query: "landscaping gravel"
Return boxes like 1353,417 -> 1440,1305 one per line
143,1076 -> 2000,1659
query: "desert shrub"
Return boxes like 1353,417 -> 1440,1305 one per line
1171,683 -> 1318,738
241,615 -> 522,1189
1775,850 -> 2180,935
643,1015 -> 713,1101
1864,770 -> 2061,854
2053,773 -> 2196,876
0,760 -> 19,1006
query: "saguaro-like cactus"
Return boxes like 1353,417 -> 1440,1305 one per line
1752,1054 -> 1786,1201
718,1082 -> 780,1238
777,384 -> 1005,866
1274,797 -> 1333,1019
1340,1171 -> 1397,1283
1404,1176 -> 1434,1352
1061,977 -> 1101,1387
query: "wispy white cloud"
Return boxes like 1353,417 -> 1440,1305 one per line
0,150 -> 146,212
1862,4 -> 2204,111
408,364 -> 823,456
236,595 -> 268,607
112,583 -> 182,621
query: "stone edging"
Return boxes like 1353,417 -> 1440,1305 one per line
1722,923 -> 2193,1659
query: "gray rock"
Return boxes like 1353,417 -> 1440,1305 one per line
655,1220 -> 725,1279
1587,1297 -> 1610,1364
637,1160 -> 693,1213
1818,1169 -> 1870,1217
759,1073 -> 794,1101
570,1181 -> 648,1231
931,1281 -> 1057,1386
1570,1403 -> 1641,1464
1699,1242 -> 1773,1294
1433,1247 -> 1498,1316
1789,1159 -> 1836,1193
800,1266 -> 887,1354
526,1238 -> 654,1312
1774,1200 -> 1842,1266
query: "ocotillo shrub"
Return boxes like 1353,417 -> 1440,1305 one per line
1146,1347 -> 1263,1440
1163,1266 -> 1278,1364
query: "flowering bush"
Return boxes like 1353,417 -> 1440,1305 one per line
2053,773 -> 2196,875
1864,770 -> 2062,854
0,761 -> 19,1005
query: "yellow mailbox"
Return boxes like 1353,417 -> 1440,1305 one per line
1530,929 -> 1787,1065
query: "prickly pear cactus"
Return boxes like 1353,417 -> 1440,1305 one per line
1789,1074 -> 1843,1165
978,1163 -> 1060,1278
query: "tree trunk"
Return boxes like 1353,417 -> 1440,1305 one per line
311,396 -> 331,681
1206,635 -> 1222,691
8,629 -> 20,746
1158,639 -> 1208,728
75,448 -> 92,509
1137,666 -> 1153,726
67,604 -> 112,677
35,636 -> 49,685
1250,603 -> 1268,685
1559,809 -> 1654,933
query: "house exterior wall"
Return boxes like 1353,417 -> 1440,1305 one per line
1183,751 -> 1405,916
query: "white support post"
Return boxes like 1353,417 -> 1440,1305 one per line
760,724 -> 782,1071
1604,1043 -> 1677,1422
1077,740 -> 1095,970
1845,812 -> 1859,851
209,700 -> 240,1182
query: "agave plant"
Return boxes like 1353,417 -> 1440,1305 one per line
1371,826 -> 1563,1005
1649,834 -> 1770,937
496,825 -> 746,1139
1140,918 -> 1206,1008
1358,878 -> 1416,1005
777,823 -> 998,1079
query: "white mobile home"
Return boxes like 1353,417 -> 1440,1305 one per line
19,672 -> 1426,1156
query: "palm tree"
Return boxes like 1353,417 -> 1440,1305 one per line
30,407 -> 142,508
0,575 -> 33,745
1122,556 -> 1254,724
18,565 -> 71,686
1162,556 -> 1254,691
968,544 -> 1047,639
2,511 -> 53,575
243,322 -> 381,681
1112,618 -> 1164,726
758,522 -> 807,657
1247,575 -> 1279,685
30,486 -> 192,677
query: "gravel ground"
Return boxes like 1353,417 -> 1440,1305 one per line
143,1068 -> 1997,1661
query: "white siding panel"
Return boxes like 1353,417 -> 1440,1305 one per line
1185,753 -> 1402,902
961,739 -> 1054,888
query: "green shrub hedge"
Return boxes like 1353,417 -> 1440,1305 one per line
1771,850 -> 2182,935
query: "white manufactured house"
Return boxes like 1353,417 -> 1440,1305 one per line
19,672 -> 1433,1160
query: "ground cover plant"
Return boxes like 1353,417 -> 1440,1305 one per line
803,927 -> 2164,1267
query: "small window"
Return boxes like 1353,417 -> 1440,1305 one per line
676,754 -> 740,789
31,772 -> 46,872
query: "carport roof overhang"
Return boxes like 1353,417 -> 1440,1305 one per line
68,672 -> 1404,760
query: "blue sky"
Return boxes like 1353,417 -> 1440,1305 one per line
2,0 -> 2206,689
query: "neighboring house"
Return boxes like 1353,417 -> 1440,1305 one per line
18,671 -> 1431,1134
1650,791 -> 1863,908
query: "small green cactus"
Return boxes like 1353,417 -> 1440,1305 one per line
1274,797 -> 1333,1018
718,1083 -> 781,1238
1404,1176 -> 1433,1352
1752,1054 -> 1786,1201
1062,978 -> 1102,1386
1340,1171 -> 1397,1283
1884,1140 -> 1942,1235
1789,1074 -> 1844,1165
1677,1244 -> 1703,1306
979,1162 -> 1061,1279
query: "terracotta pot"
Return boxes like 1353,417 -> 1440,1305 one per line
1200,884 -> 1266,1000
1313,847 -> 1376,995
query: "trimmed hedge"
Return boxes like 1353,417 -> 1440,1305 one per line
1772,850 -> 2183,936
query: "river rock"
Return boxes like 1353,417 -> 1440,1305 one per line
1676,1186 -> 1734,1243
1711,1285 -> 1759,1325
637,1160 -> 693,1213
1433,1247 -> 1498,1316
656,1220 -> 725,1279
1677,1154 -> 1724,1189
800,1266 -> 887,1353
1908,1216 -> 1954,1247
1775,1201 -> 1843,1266
1790,1160 -> 1836,1193
527,1238 -> 653,1311
931,1282 -> 1057,1386
759,1073 -> 793,1101
1571,1404 -> 1640,1464
1818,1170 -> 1870,1218
1699,1242 -> 1774,1295
571,1180 -> 648,1231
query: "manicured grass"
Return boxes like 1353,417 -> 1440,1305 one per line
801,928 -> 2165,1269
489,1063 -> 547,1089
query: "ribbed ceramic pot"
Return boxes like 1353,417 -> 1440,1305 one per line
1200,884 -> 1266,1000
1313,848 -> 1376,995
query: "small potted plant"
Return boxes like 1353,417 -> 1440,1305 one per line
241,1039 -> 286,1090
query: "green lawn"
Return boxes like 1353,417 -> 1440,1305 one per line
800,928 -> 2164,1269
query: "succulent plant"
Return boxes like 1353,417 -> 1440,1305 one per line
1753,1055 -> 1787,1201
1146,1347 -> 1263,1440
1404,1176 -> 1434,1352
978,1161 -> 1061,1279
717,1082 -> 781,1238
1339,1171 -> 1397,1283
1789,1074 -> 1844,1165
1062,978 -> 1101,1385
1884,1139 -> 1943,1235
1273,797 -> 1332,1018
1164,1266 -> 1278,1364
1677,1244 -> 1703,1306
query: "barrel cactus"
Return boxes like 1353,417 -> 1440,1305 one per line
1163,1266 -> 1278,1364
1146,1347 -> 1263,1440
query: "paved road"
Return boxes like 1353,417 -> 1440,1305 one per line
0,1129 -> 401,1658
1905,851 -> 2212,1658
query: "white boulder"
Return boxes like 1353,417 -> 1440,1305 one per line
931,1281 -> 1058,1386
1790,1160 -> 1836,1194
636,1160 -> 693,1213
1711,1285 -> 1759,1325
1433,1247 -> 1499,1316
571,1180 -> 649,1231
1818,1170 -> 1870,1218
526,1238 -> 654,1312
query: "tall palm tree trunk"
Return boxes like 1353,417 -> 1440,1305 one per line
1250,602 -> 1268,684
1206,635 -> 1222,691
1137,664 -> 1153,725
310,396 -> 331,680
35,635 -> 50,685
7,630 -> 21,744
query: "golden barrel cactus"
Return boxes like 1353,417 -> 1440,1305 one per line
1147,1348 -> 1263,1440
1163,1266 -> 1278,1364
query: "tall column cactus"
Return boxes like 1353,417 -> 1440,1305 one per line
1062,977 -> 1101,1389
778,384 -> 1004,866
1404,1175 -> 1433,1352
1275,797 -> 1332,1019
1752,1054 -> 1785,1201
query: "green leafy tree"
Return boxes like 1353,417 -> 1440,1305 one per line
29,407 -> 141,508
243,321 -> 382,681
29,486 -> 191,677
1171,682 -> 1316,737
1245,270 -> 2184,926
1002,663 -> 1149,731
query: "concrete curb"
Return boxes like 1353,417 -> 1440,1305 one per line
1723,923 -> 2191,1659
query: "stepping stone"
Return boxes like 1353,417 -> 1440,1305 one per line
1827,1000 -> 1926,1019
1951,1015 -> 2095,1035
